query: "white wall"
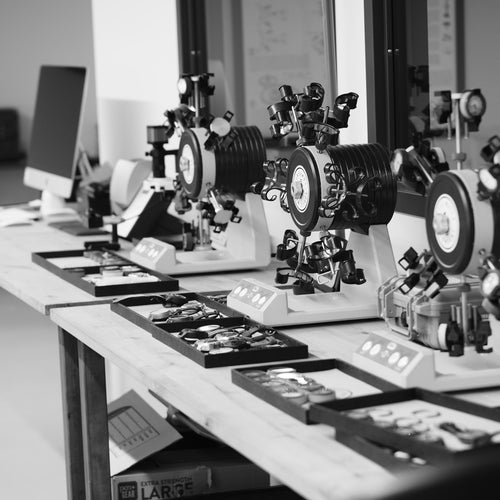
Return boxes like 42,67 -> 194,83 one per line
0,0 -> 98,157
91,0 -> 179,168
335,0 -> 368,145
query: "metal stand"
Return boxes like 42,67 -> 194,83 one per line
129,193 -> 271,274
227,224 -> 396,326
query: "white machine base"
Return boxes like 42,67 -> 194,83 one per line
227,225 -> 396,326
129,194 -> 271,274
353,329 -> 500,391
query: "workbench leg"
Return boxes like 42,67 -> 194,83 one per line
78,340 -> 112,500
59,328 -> 86,500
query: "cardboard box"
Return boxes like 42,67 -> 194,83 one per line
111,447 -> 270,500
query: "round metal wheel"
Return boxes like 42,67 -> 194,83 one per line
177,128 -> 206,199
286,147 -> 323,233
286,142 -> 395,233
177,126 -> 265,199
426,170 -> 495,274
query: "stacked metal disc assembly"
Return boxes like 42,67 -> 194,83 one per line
286,142 -> 397,234
254,82 -> 396,235
164,72 -> 269,239
426,169 -> 500,275
177,125 -> 266,200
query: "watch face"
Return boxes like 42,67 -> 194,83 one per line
290,165 -> 310,213
179,143 -> 195,183
432,193 -> 460,253
466,94 -> 485,117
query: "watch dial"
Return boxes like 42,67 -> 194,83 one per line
466,94 -> 485,117
432,193 -> 460,253
179,144 -> 195,184
290,165 -> 310,213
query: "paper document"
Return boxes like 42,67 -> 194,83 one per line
108,390 -> 182,475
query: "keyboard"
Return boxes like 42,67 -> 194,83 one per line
0,207 -> 40,227
47,219 -> 108,236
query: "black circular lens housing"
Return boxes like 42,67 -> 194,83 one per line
425,172 -> 474,274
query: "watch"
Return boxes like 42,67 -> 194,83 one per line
459,90 -> 486,120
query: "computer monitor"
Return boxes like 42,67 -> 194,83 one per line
24,65 -> 87,216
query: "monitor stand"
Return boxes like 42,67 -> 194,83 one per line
39,190 -> 76,217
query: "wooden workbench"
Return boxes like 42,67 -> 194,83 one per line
50,303 -> 395,500
0,221 -> 280,313
1,221 -> 482,500
0,223 -> 116,313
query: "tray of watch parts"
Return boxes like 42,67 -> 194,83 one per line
110,292 -> 308,368
335,430 -> 436,473
309,387 -> 500,466
32,249 -> 179,297
232,359 -> 398,424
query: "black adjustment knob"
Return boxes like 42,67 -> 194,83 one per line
398,273 -> 420,294
268,101 -> 293,122
481,135 -> 500,163
279,84 -> 295,103
398,247 -> 419,270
